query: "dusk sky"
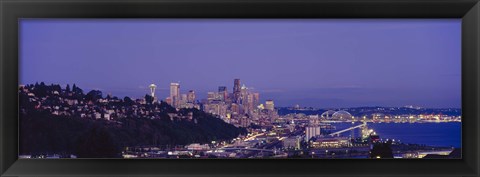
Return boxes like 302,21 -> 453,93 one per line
20,19 -> 461,108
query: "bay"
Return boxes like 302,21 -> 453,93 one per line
331,122 -> 461,148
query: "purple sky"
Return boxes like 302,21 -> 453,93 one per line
20,19 -> 461,108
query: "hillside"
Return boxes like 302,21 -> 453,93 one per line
19,83 -> 247,158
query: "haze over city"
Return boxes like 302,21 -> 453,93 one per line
20,19 -> 461,108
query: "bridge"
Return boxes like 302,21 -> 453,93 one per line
328,122 -> 367,136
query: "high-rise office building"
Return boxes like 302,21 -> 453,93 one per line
240,84 -> 248,104
218,86 -> 227,92
207,92 -> 216,101
170,83 -> 180,107
246,94 -> 254,113
187,90 -> 196,103
180,94 -> 187,104
231,103 -> 240,114
265,100 -> 275,111
233,79 -> 241,104
218,86 -> 228,101
253,93 -> 260,107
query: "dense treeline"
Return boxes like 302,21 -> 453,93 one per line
19,83 -> 247,158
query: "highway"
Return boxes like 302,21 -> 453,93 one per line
240,129 -> 304,158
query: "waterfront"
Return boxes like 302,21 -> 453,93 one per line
115,122 -> 460,159
333,122 -> 461,148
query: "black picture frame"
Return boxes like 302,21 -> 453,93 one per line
1,0 -> 479,176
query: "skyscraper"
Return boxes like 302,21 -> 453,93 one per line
180,94 -> 188,106
187,90 -> 196,103
170,83 -> 180,107
240,84 -> 248,104
246,94 -> 254,114
233,79 -> 241,104
218,86 -> 227,92
207,92 -> 216,101
253,93 -> 260,107
218,86 -> 228,101
265,100 -> 275,111
231,103 -> 240,114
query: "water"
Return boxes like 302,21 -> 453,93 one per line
331,122 -> 461,148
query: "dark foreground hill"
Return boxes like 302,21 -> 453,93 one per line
19,83 -> 247,158
20,108 -> 246,158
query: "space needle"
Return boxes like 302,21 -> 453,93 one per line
149,84 -> 157,97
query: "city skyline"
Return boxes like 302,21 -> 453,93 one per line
18,82 -> 462,159
20,19 -> 461,108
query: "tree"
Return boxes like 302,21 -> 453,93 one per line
159,101 -> 176,113
72,84 -> 84,95
66,84 -> 71,93
124,96 -> 134,106
85,90 -> 103,102
370,140 -> 394,158
76,125 -> 119,158
145,94 -> 154,104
